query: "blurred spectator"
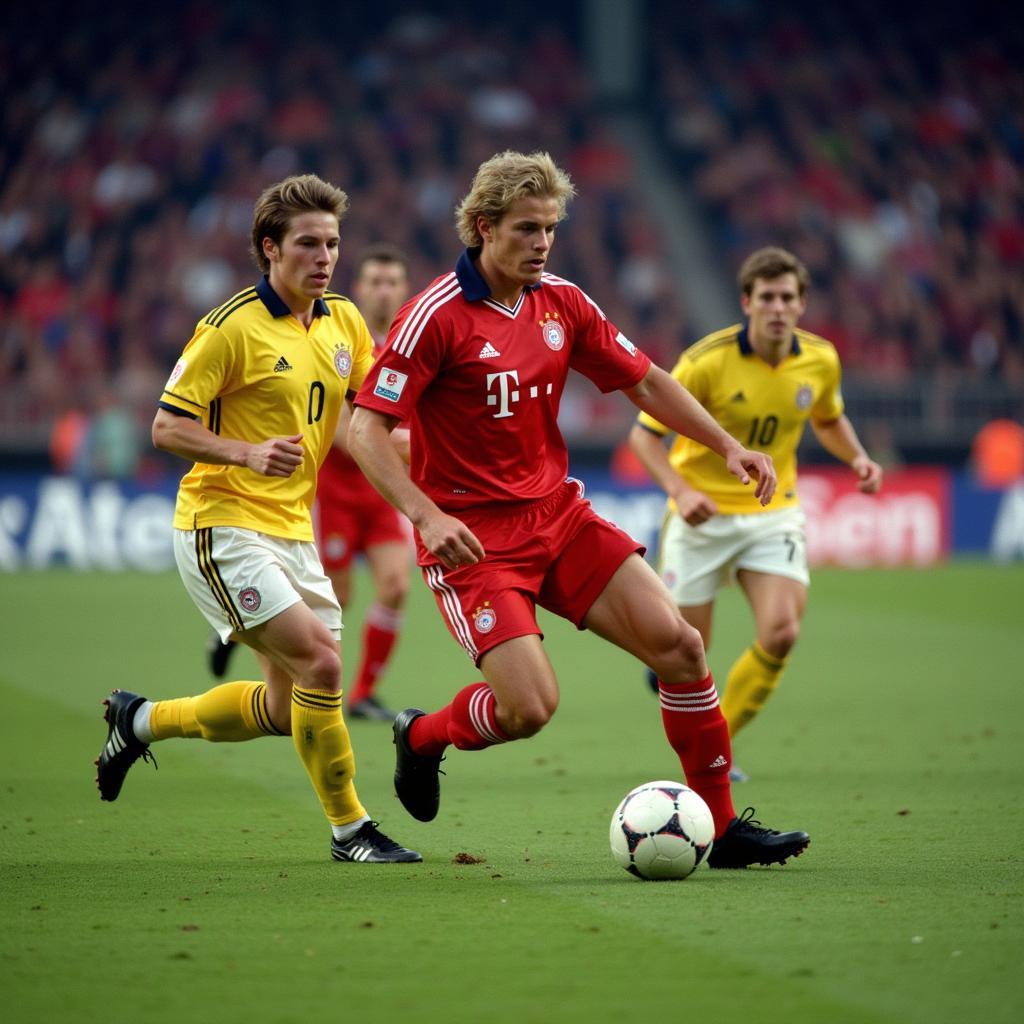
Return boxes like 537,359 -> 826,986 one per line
972,418 -> 1024,487
49,399 -> 91,477
83,389 -> 141,481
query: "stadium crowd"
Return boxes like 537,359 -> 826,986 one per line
647,0 -> 1024,385
1,1 -> 1021,476
0,3 -> 686,470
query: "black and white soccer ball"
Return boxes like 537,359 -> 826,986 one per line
609,780 -> 715,880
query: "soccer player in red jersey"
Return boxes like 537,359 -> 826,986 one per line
316,245 -> 414,720
349,151 -> 810,868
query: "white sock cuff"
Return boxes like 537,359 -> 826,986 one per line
132,700 -> 155,743
331,815 -> 371,841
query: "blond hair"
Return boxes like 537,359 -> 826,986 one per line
455,151 -> 576,248
738,246 -> 810,296
250,174 -> 350,274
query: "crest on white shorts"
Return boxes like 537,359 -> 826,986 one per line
239,587 -> 262,612
473,602 -> 497,633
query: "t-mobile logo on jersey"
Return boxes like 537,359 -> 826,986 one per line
486,370 -> 554,418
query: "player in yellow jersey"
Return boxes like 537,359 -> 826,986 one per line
94,174 -> 419,863
629,247 -> 882,780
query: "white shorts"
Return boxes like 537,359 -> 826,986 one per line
657,506 -> 810,606
173,527 -> 342,643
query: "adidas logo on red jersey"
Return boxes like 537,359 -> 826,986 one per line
478,342 -> 501,359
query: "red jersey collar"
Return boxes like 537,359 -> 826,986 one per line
455,247 -> 543,303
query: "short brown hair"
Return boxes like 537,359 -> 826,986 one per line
250,174 -> 349,274
354,243 -> 409,281
455,151 -> 576,248
738,246 -> 810,297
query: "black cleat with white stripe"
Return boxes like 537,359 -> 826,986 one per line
330,820 -> 421,863
95,688 -> 156,801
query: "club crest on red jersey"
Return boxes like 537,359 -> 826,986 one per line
239,587 -> 262,612
334,346 -> 353,377
473,602 -> 497,634
539,313 -> 565,351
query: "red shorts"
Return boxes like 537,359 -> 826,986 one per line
313,462 -> 409,573
420,480 -> 644,664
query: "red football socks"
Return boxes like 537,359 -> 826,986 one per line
657,674 -> 736,837
348,604 -> 402,705
409,682 -> 510,756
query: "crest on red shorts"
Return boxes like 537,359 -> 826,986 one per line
473,602 -> 497,633
540,313 -> 565,351
239,587 -> 262,612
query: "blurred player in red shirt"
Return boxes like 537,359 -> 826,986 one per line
350,151 -> 809,868
316,245 -> 413,719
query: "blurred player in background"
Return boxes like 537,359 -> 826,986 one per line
95,174 -> 419,864
629,246 -> 883,780
317,246 -> 413,721
349,151 -> 809,868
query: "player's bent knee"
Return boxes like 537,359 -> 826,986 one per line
378,577 -> 409,608
647,622 -> 707,684
498,697 -> 557,739
304,644 -> 342,693
765,621 -> 800,658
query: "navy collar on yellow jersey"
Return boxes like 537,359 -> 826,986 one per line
256,275 -> 330,318
738,322 -> 801,356
455,247 -> 543,302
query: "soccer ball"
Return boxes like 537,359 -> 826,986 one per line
609,780 -> 715,880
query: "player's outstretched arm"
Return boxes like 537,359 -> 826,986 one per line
624,365 -> 777,506
810,415 -> 883,494
152,408 -> 303,477
348,407 -> 485,569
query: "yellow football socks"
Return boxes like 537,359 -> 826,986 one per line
149,681 -> 286,741
290,687 -> 366,827
720,642 -> 788,738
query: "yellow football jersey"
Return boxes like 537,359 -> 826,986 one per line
637,323 -> 845,514
160,277 -> 375,540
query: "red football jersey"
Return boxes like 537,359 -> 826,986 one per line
354,250 -> 650,512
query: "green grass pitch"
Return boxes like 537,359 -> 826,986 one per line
1,562 -> 1021,1023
